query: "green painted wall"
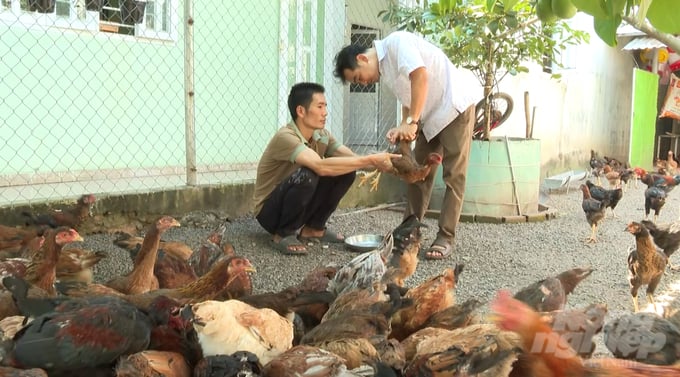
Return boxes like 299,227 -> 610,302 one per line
0,0 -> 280,176
630,68 -> 659,169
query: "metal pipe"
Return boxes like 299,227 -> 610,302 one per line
184,0 -> 197,186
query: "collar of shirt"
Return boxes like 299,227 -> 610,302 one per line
289,123 -> 328,145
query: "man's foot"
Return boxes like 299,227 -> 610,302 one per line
424,240 -> 453,260
298,227 -> 345,244
271,234 -> 307,255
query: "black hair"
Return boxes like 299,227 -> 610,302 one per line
287,82 -> 325,121
333,44 -> 368,84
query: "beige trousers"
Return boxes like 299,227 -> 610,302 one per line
404,104 -> 474,245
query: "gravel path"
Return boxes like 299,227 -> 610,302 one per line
79,176 -> 680,359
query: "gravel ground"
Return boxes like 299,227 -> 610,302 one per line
79,176 -> 680,359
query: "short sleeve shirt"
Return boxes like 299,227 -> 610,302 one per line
253,123 -> 341,214
375,31 -> 482,141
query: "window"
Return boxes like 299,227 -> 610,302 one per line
0,0 -> 175,40
135,0 -> 175,40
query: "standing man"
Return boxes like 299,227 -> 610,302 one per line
333,31 -> 481,260
253,82 -> 399,255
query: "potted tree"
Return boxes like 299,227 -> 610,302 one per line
380,0 -> 589,218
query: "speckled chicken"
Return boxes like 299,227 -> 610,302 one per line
326,232 -> 393,297
626,221 -> 667,312
513,266 -> 594,312
580,184 -> 607,243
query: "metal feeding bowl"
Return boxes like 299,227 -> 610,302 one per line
344,234 -> 384,253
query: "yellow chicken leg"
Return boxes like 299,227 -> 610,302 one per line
357,170 -> 382,192
632,296 -> 639,312
586,224 -> 598,243
647,294 -> 657,313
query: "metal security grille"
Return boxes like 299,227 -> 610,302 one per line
0,0 -> 398,207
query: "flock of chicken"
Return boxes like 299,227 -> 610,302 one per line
2,157 -> 680,376
582,149 -> 680,317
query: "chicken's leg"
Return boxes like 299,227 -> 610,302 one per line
632,295 -> 639,313
358,170 -> 379,189
586,224 -> 598,243
647,294 -> 657,313
368,171 -> 381,192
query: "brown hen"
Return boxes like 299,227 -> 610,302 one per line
56,256 -> 256,312
386,214 -> 426,287
114,231 -> 193,261
105,216 -> 180,294
0,225 -> 45,257
358,139 -> 443,192
21,194 -> 96,230
626,221 -> 667,312
390,264 -> 465,341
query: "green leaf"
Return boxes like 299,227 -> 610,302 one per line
486,0 -> 496,12
607,0 -> 627,16
430,2 -> 442,16
593,15 -> 621,47
647,0 -> 680,34
503,0 -> 519,10
570,0 -> 607,18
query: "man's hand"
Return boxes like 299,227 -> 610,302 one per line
370,152 -> 401,172
386,122 -> 418,144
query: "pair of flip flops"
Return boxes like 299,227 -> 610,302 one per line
271,229 -> 344,255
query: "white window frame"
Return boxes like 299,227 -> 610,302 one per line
135,0 -> 177,41
0,0 -> 176,41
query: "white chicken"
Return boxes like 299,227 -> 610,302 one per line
187,299 -> 294,365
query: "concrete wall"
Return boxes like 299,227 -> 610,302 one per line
489,13 -> 638,178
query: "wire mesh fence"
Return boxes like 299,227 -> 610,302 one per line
0,0 -> 404,208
